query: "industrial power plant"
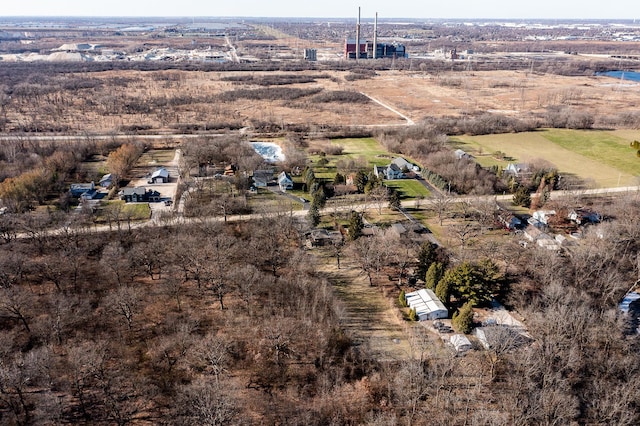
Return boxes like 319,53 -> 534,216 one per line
344,8 -> 407,60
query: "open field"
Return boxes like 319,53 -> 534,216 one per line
384,179 -> 431,198
349,70 -> 640,126
452,130 -> 640,187
329,138 -> 392,165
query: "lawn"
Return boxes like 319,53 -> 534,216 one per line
452,129 -> 640,187
137,149 -> 176,167
384,179 -> 431,198
330,137 -> 392,166
97,200 -> 151,222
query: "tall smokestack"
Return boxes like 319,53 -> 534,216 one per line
356,7 -> 361,61
373,12 -> 378,59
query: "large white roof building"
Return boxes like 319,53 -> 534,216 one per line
405,288 -> 448,321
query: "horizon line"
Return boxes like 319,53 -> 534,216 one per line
0,15 -> 638,22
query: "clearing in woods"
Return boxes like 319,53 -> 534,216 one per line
316,250 -> 422,361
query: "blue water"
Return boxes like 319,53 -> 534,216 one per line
598,70 -> 640,82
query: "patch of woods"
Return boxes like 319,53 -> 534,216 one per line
0,166 -> 640,424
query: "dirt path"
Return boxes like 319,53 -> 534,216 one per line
317,254 -> 415,361
361,93 -> 415,126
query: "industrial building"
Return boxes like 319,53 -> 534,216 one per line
303,48 -> 317,61
344,8 -> 407,60
344,39 -> 407,59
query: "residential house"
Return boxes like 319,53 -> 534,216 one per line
454,149 -> 472,160
391,157 -> 419,172
498,212 -> 523,230
252,170 -> 274,188
532,210 -> 556,225
389,223 -> 408,239
70,182 -> 96,199
384,163 -> 404,180
504,163 -> 531,178
373,157 -> 418,181
373,165 -> 386,179
277,171 -> 293,191
99,173 -> 114,188
119,187 -> 161,203
148,168 -> 169,184
224,164 -> 237,176
305,229 -> 336,248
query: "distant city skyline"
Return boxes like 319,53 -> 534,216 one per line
2,1 -> 639,20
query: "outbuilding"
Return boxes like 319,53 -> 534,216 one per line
405,288 -> 448,321
450,334 -> 472,353
148,168 -> 170,184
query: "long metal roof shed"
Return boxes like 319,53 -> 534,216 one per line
405,288 -> 448,321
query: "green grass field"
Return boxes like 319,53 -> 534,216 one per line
383,180 -> 431,198
97,200 -> 151,221
452,129 -> 640,187
330,138 -> 392,166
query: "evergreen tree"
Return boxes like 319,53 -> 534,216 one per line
388,188 -> 401,210
333,172 -> 345,185
435,278 -> 451,307
305,168 -> 316,189
307,203 -> 321,227
425,262 -> 444,290
398,289 -> 407,307
417,242 -> 437,279
347,211 -> 364,241
439,261 -> 499,308
312,185 -> 327,208
512,185 -> 531,207
355,170 -> 368,193
452,302 -> 474,334
408,307 -> 418,322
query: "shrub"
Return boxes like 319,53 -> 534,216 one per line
452,302 -> 474,334
399,290 -> 407,307
408,307 -> 418,322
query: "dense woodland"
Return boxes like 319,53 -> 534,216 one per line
1,189 -> 640,424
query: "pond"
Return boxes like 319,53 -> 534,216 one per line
250,142 -> 285,162
597,70 -> 640,82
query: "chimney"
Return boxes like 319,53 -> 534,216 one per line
373,12 -> 378,59
356,7 -> 361,61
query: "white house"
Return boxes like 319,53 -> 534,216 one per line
405,289 -> 448,321
454,149 -> 471,160
277,171 -> 293,191
504,163 -> 530,177
532,210 -> 556,225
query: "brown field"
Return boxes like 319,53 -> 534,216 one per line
4,64 -> 640,135
349,69 -> 640,124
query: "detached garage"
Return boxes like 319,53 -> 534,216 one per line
405,289 -> 448,321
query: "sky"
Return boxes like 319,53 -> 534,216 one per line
1,0 -> 639,20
